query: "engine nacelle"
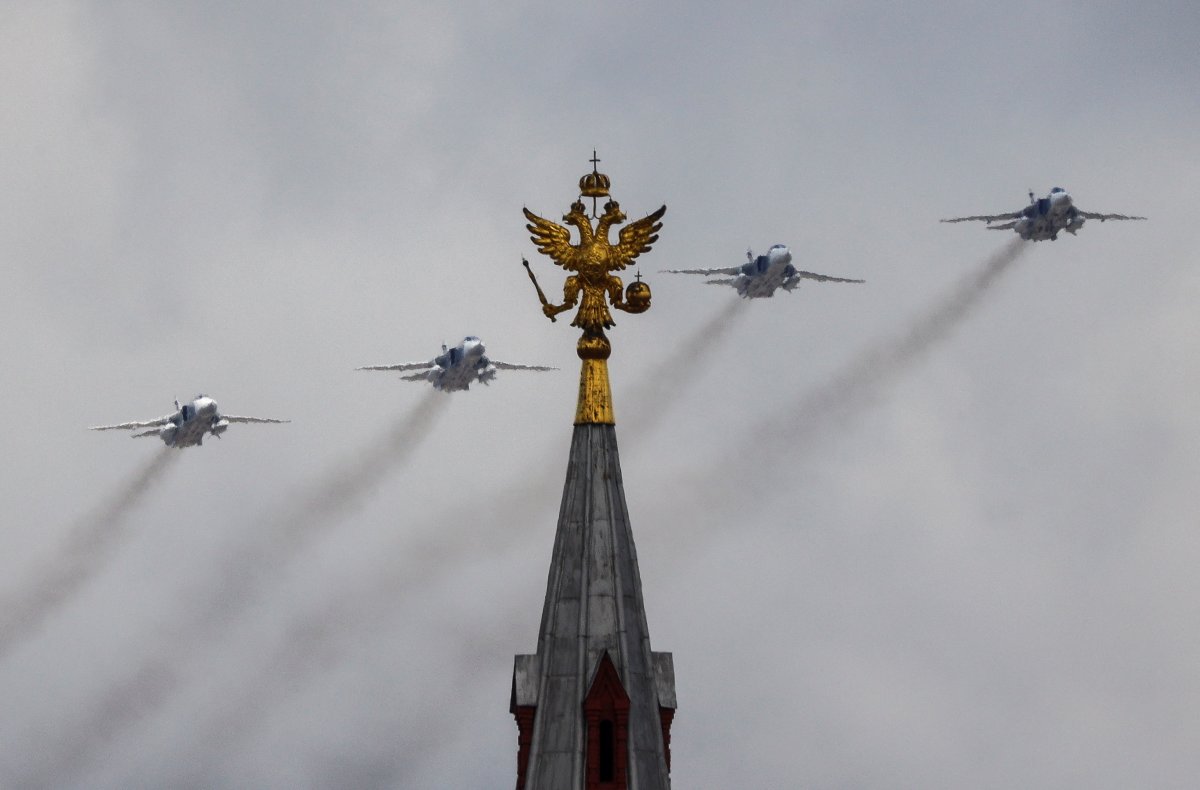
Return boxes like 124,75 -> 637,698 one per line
211,418 -> 230,436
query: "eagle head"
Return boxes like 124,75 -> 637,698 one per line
601,200 -> 626,225
563,200 -> 589,226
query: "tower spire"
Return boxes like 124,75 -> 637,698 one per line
513,160 -> 674,789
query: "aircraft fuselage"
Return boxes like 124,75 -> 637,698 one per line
424,337 -> 497,391
1011,188 -> 1085,241
157,396 -> 226,447
732,245 -> 799,298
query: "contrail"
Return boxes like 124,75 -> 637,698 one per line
12,394 -> 447,789
618,297 -> 746,437
754,238 -> 1028,454
122,484 -> 554,785
264,391 -> 448,562
207,390 -> 448,618
0,448 -> 177,658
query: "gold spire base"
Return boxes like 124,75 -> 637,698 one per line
575,358 -> 614,424
575,333 -> 614,424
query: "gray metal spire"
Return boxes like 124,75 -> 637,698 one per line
512,424 -> 675,789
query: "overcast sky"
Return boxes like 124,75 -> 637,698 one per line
1,2 -> 1198,788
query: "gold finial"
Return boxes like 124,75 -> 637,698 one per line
579,150 -> 611,219
522,155 -> 665,425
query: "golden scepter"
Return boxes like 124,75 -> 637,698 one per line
522,257 -> 556,322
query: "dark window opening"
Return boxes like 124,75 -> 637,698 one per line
599,719 -> 614,782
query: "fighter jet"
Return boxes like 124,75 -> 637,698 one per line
941,188 -> 1146,241
357,336 -> 556,392
90,395 -> 289,448
662,244 -> 864,298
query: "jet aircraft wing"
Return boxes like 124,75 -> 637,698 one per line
986,221 -> 1019,230
1076,210 -> 1147,222
490,361 -> 558,371
793,270 -> 865,284
89,416 -> 173,431
222,416 -> 290,424
940,211 -> 1024,224
661,267 -> 745,276
356,362 -> 435,372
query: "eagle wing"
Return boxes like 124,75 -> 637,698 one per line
524,208 -> 581,270
613,205 -> 666,270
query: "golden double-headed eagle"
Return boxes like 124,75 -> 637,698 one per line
523,198 -> 665,335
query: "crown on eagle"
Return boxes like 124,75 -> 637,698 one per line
579,169 -> 610,198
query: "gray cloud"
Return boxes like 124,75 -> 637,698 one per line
1,3 -> 1197,789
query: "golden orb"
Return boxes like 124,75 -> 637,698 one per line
624,279 -> 651,313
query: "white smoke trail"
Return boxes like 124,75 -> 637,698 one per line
12,395 -> 447,789
618,297 -> 746,437
0,448 -> 177,658
280,391 -> 448,539
197,390 -> 448,620
755,238 -> 1029,456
